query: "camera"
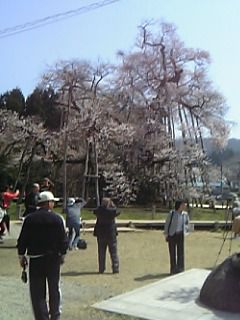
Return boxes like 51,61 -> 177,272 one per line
21,270 -> 27,283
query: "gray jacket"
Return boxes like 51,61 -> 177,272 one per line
66,200 -> 86,227
164,210 -> 189,237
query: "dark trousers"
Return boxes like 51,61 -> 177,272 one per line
168,232 -> 184,274
29,255 -> 61,320
97,237 -> 119,273
0,214 -> 10,236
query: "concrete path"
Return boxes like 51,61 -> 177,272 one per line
11,219 -> 233,234
93,269 -> 240,320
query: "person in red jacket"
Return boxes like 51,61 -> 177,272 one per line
2,185 -> 20,209
0,185 -> 20,236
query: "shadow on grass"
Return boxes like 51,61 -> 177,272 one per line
134,273 -> 169,282
62,271 -> 100,277
0,243 -> 17,249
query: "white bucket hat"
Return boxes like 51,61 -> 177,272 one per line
38,191 -> 59,203
67,198 -> 75,206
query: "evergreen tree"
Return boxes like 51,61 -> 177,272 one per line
25,87 -> 61,129
0,88 -> 25,114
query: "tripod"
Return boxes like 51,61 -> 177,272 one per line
214,207 -> 233,267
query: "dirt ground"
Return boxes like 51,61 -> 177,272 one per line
0,228 -> 239,319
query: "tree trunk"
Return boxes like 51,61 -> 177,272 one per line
17,143 -> 37,217
93,137 -> 100,206
14,139 -> 30,191
63,89 -> 72,209
82,139 -> 90,200
63,129 -> 68,208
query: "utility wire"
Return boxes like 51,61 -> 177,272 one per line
0,0 -> 120,39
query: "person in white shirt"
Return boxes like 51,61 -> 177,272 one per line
164,199 -> 190,275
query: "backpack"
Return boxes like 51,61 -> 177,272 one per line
77,239 -> 87,249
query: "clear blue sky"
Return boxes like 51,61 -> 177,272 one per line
1,0 -> 240,138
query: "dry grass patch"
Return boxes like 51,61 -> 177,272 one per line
0,230 -> 239,319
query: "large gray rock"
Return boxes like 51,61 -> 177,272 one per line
199,253 -> 240,313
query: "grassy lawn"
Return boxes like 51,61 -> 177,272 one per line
2,202 -> 234,319
81,207 -> 228,221
1,229 -> 240,319
9,202 -> 229,221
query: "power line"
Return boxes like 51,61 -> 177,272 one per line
0,0 -> 120,39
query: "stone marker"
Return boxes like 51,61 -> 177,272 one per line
200,253 -> 240,313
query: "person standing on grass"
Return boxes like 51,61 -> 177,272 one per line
93,197 -> 120,274
65,197 -> 86,250
17,191 -> 68,320
0,205 -> 7,243
164,199 -> 190,275
2,185 -> 20,211
41,177 -> 54,192
23,183 -> 40,217
1,185 -> 20,234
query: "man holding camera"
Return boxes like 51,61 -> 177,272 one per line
17,191 -> 68,320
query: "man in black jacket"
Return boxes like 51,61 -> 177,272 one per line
93,197 -> 120,274
23,183 -> 40,217
17,191 -> 68,320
